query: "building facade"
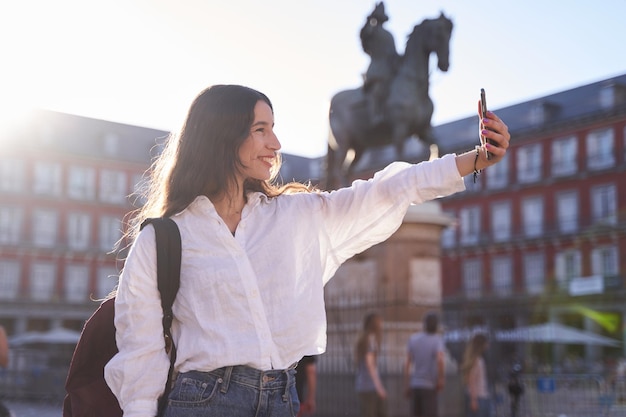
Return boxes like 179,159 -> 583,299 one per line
0,109 -> 169,336
436,74 -> 626,371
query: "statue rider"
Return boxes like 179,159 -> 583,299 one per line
359,2 -> 399,126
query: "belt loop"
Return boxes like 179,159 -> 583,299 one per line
220,366 -> 233,394
282,366 -> 294,402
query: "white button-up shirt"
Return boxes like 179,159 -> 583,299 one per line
104,155 -> 465,417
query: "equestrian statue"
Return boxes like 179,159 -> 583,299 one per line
325,3 -> 453,188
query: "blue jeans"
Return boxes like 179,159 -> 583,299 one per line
163,364 -> 299,417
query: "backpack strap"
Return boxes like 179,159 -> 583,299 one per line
140,217 -> 181,416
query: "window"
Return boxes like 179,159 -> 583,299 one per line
0,206 -> 22,244
463,259 -> 482,299
555,250 -> 581,291
460,206 -> 481,245
32,209 -> 58,247
591,184 -> 617,225
586,128 -> 614,170
491,201 -> 511,242
97,266 -> 119,299
0,158 -> 25,192
551,136 -> 577,177
521,196 -> 544,237
100,169 -> 128,204
591,246 -> 618,277
33,162 -> 62,196
99,216 -> 121,251
523,252 -> 545,295
556,191 -> 578,233
65,264 -> 90,303
486,153 -> 508,189
67,212 -> 91,250
0,260 -> 20,300
517,144 -> 542,183
491,256 -> 513,296
30,262 -> 56,301
68,166 -> 96,200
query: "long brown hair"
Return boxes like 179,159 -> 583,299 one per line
355,312 -> 383,363
460,333 -> 489,383
123,85 -> 314,244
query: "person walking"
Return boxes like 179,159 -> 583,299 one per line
103,84 -> 510,417
355,313 -> 388,417
461,333 -> 491,417
404,311 -> 445,417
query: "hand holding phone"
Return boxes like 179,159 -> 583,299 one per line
480,88 -> 496,159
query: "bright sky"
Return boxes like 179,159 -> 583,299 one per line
2,0 -> 625,158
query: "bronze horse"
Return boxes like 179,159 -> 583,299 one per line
326,13 -> 453,188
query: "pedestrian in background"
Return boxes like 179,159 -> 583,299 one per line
404,311 -> 445,417
461,333 -> 491,417
355,313 -> 388,417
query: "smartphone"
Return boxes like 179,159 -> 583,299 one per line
480,88 -> 495,159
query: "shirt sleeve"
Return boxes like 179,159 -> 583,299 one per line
318,154 -> 464,281
104,225 -> 171,417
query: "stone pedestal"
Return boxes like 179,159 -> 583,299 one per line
320,201 -> 457,416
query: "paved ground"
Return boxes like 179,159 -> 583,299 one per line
4,400 -> 61,417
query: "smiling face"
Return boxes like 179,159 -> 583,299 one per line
236,100 -> 281,183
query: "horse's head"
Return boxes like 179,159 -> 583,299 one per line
406,12 -> 454,72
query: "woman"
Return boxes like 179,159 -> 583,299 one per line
104,84 -> 510,417
355,313 -> 388,417
461,333 -> 491,417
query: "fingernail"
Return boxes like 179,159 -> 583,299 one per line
483,118 -> 489,124
482,129 -> 489,135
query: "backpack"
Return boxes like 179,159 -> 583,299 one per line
63,217 -> 182,417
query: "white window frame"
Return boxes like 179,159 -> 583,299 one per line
68,166 -> 96,200
491,201 -> 511,242
65,264 -> 90,303
0,260 -> 21,300
67,212 -> 91,250
30,262 -> 56,301
517,143 -> 542,184
0,158 -> 25,192
556,191 -> 578,234
32,209 -> 58,247
551,136 -> 577,177
521,196 -> 544,238
462,258 -> 483,299
591,184 -> 617,225
491,256 -> 513,297
523,252 -> 545,295
0,206 -> 22,244
586,128 -> 615,170
591,246 -> 618,277
100,169 -> 128,204
555,250 -> 581,291
460,206 -> 481,245
33,161 -> 62,196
